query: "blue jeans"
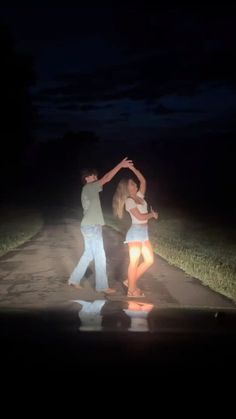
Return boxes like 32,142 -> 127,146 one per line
69,225 -> 108,291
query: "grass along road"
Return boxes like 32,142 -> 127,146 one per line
105,211 -> 236,302
0,207 -> 43,257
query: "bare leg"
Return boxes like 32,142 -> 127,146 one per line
124,240 -> 154,287
127,242 -> 141,293
135,240 -> 154,279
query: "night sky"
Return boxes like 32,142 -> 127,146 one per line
2,4 -> 236,143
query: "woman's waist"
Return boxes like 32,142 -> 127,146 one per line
130,223 -> 148,227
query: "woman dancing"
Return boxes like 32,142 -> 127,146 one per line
112,166 -> 158,297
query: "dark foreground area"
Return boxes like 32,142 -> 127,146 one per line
1,307 -> 236,378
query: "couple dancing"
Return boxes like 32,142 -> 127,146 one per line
68,157 -> 158,297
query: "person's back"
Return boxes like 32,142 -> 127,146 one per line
81,181 -> 104,227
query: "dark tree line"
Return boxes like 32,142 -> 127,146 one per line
0,24 -> 36,192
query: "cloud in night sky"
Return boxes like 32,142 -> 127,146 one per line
1,4 -> 236,141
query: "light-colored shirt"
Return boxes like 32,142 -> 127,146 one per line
125,190 -> 148,224
81,181 -> 105,226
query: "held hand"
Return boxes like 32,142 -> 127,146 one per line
128,165 -> 137,172
151,206 -> 158,220
120,157 -> 133,168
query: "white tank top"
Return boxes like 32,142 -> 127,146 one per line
125,190 -> 148,224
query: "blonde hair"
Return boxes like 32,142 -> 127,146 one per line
112,179 -> 129,219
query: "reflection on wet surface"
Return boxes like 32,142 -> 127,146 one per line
0,300 -> 236,376
73,299 -> 154,331
71,299 -> 236,333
